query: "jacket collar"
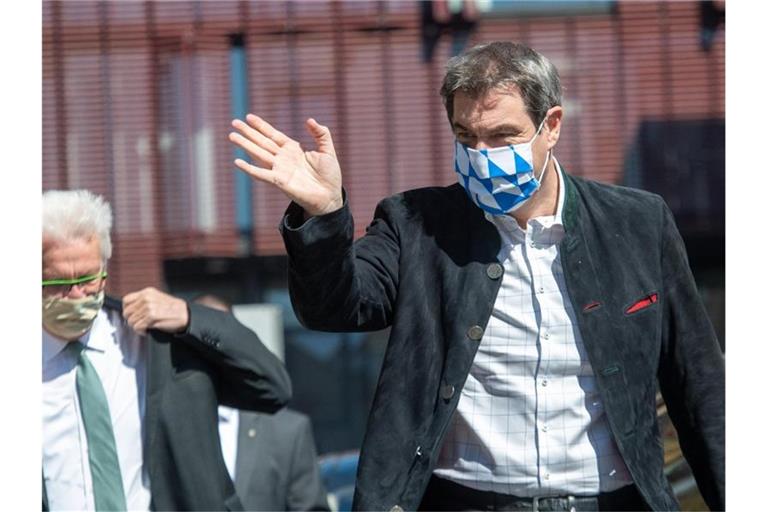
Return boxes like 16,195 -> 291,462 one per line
561,165 -> 582,236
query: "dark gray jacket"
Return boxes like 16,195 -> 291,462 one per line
233,408 -> 330,511
143,301 -> 293,510
280,171 -> 724,512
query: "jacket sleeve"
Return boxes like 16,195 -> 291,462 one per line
656,201 -> 725,511
173,303 -> 293,413
279,193 -> 401,332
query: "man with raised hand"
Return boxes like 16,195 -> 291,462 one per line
229,41 -> 724,512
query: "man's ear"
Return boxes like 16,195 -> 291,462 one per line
544,106 -> 563,149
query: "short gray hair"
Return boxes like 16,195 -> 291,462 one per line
440,41 -> 563,126
42,189 -> 113,263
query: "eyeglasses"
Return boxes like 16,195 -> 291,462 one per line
42,271 -> 108,296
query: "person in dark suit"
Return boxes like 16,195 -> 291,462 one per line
193,294 -> 330,512
228,41 -> 724,512
42,189 -> 292,511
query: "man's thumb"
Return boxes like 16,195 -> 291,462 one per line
306,118 -> 336,157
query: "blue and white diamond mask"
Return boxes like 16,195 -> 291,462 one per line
454,120 -> 549,215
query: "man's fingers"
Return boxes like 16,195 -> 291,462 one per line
306,118 -> 336,157
231,119 -> 281,155
124,308 -> 147,333
245,114 -> 291,146
234,159 -> 285,188
228,132 -> 276,168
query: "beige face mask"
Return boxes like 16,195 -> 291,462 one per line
42,291 -> 105,341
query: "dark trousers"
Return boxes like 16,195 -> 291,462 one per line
418,475 -> 650,512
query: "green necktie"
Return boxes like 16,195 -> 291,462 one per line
70,342 -> 127,511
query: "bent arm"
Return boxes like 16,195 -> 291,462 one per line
280,192 -> 401,332
175,303 -> 293,412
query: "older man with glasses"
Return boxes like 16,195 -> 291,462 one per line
42,189 -> 292,511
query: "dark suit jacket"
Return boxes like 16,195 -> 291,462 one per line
233,408 -> 330,511
43,299 -> 292,512
279,171 -> 725,512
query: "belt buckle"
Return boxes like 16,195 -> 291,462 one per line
531,495 -> 577,512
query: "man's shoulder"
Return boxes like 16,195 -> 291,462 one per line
243,407 -> 309,426
378,183 -> 462,205
566,173 -> 665,212
375,183 -> 468,220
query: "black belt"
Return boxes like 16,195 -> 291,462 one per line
419,476 -> 647,511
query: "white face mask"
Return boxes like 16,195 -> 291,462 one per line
454,119 -> 550,215
42,291 -> 104,341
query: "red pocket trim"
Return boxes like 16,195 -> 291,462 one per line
583,301 -> 602,313
625,293 -> 658,314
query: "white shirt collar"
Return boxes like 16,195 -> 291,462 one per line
218,405 -> 237,423
484,157 -> 566,235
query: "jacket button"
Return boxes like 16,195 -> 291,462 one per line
486,263 -> 503,280
390,506 -> 404,512
441,384 -> 455,400
467,325 -> 484,341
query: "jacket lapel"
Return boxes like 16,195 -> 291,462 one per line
143,333 -> 172,485
559,172 -> 636,438
233,411 -> 262,493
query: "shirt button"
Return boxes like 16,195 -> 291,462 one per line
544,473 -> 551,480
542,425 -> 548,432
543,332 -> 550,340
541,379 -> 548,387
538,286 -> 544,294
467,325 -> 484,341
486,263 -> 503,280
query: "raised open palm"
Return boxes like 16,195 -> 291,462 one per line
228,114 -> 344,217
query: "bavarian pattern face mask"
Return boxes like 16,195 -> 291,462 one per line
454,119 -> 550,215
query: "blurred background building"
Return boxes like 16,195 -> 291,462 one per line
42,1 -> 724,509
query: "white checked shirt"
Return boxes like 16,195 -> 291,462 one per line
434,160 -> 633,496
42,308 -> 151,511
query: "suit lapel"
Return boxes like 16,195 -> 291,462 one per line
234,412 -> 263,492
559,173 -> 627,377
143,332 -> 172,485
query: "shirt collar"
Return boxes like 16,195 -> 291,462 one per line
42,308 -> 114,364
218,405 -> 236,423
484,157 -> 566,238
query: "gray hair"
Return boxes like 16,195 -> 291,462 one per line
440,41 -> 563,126
42,189 -> 113,263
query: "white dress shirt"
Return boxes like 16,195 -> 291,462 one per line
217,405 -> 240,481
43,308 -> 151,511
434,160 -> 633,496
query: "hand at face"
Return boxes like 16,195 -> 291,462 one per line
122,287 -> 189,335
228,114 -> 344,217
